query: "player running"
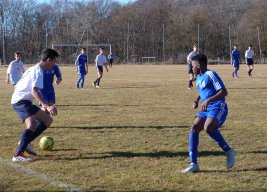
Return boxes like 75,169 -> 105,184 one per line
245,45 -> 255,77
182,53 -> 235,174
92,47 -> 108,88
11,48 -> 59,162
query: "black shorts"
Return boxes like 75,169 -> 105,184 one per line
188,63 -> 193,74
12,100 -> 40,121
247,58 -> 254,65
97,66 -> 103,73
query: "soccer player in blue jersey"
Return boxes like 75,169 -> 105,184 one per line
231,45 -> 241,78
186,44 -> 198,89
11,48 -> 58,162
40,64 -> 62,113
75,48 -> 88,89
245,45 -> 255,77
182,53 -> 235,174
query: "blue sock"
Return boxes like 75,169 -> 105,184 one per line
234,70 -> 238,76
208,129 -> 231,152
189,130 -> 199,164
31,122 -> 48,141
15,129 -> 34,156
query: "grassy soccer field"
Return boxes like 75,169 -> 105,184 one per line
0,64 -> 266,191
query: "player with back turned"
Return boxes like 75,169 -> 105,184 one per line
186,44 -> 198,89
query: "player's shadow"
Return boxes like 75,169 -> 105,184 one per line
50,150 -> 225,161
247,150 -> 267,154
52,125 -> 189,130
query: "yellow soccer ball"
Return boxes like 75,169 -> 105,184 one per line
39,136 -> 54,150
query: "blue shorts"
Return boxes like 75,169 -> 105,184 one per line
97,66 -> 103,73
40,88 -> 56,104
197,101 -> 228,128
232,60 -> 239,67
12,100 -> 40,121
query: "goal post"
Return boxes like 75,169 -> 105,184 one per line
142,57 -> 156,64
51,43 -> 112,64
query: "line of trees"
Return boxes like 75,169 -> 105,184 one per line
0,0 -> 266,64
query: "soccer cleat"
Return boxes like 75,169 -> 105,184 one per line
12,152 -> 33,162
95,85 -> 101,88
25,143 -> 37,156
18,142 -> 37,156
181,163 -> 199,174
226,148 -> 235,169
92,82 -> 96,88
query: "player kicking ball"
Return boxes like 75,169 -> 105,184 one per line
182,53 -> 235,174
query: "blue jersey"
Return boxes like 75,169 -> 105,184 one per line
76,54 -> 88,75
196,70 -> 225,106
39,64 -> 62,103
232,50 -> 240,61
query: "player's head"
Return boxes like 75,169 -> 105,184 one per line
193,44 -> 198,51
14,51 -> 22,61
191,53 -> 208,75
81,48 -> 86,53
100,47 -> 105,54
41,48 -> 59,69
234,44 -> 238,50
248,45 -> 252,49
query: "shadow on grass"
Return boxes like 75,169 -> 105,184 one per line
247,150 -> 267,154
44,150 -> 225,161
52,125 -> 189,130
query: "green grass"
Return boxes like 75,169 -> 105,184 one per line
0,64 -> 266,191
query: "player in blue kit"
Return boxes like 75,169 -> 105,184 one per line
39,64 -> 62,113
231,45 -> 240,78
182,53 -> 235,174
75,48 -> 88,89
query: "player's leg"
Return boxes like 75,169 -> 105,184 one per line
12,101 -> 40,161
250,64 -> 254,76
182,116 -> 205,174
188,64 -> 194,89
80,74 -> 85,88
76,74 -> 82,88
204,103 -> 235,169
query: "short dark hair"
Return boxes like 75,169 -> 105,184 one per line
249,44 -> 252,47
82,48 -> 86,51
41,48 -> 59,62
191,53 -> 208,67
15,51 -> 22,56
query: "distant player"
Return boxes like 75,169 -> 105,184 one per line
186,44 -> 198,89
231,44 -> 241,78
75,48 -> 88,89
245,45 -> 255,77
6,51 -> 25,86
40,64 -> 62,113
92,47 -> 108,88
11,48 -> 59,162
182,53 -> 235,174
108,52 -> 114,67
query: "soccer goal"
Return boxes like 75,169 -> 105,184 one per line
52,43 -> 112,64
142,57 -> 156,64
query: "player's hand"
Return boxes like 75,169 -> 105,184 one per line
192,100 -> 198,109
201,100 -> 209,111
47,105 -> 57,116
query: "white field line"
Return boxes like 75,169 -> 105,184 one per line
0,157 -> 81,192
